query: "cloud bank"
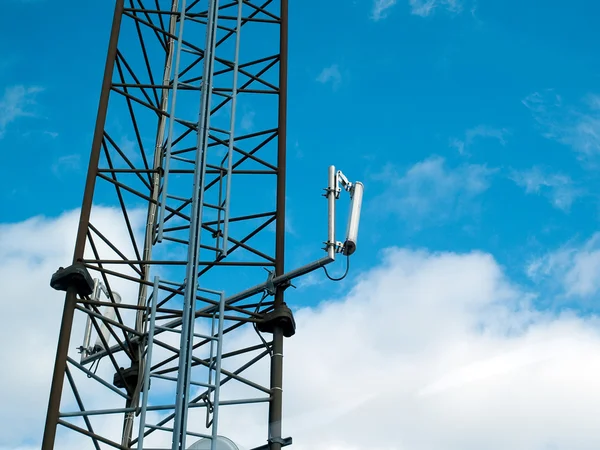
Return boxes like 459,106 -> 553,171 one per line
3,210 -> 600,449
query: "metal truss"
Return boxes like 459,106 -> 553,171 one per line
42,1 -> 291,449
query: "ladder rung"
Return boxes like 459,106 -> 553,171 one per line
210,126 -> 231,135
145,424 -> 173,432
150,373 -> 216,389
174,118 -> 198,129
171,155 -> 195,164
189,380 -> 216,389
193,332 -> 218,341
206,163 -> 226,172
213,91 -> 232,99
158,279 -> 182,287
203,202 -> 224,211
181,47 -> 203,56
178,82 -> 199,89
167,194 -> 190,202
155,325 -> 181,334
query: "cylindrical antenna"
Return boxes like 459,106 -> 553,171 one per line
343,181 -> 364,256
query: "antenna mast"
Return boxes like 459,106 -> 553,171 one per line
42,2 -> 363,449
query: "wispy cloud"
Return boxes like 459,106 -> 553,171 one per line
52,154 -> 81,177
510,166 -> 582,212
0,85 -> 44,138
295,270 -> 326,289
118,135 -> 138,162
523,90 -> 600,164
451,125 -> 510,155
240,110 -> 255,132
372,0 -> 463,22
371,0 -> 397,21
293,140 -> 303,159
527,233 -> 600,298
316,64 -> 342,90
410,0 -> 463,17
373,156 -> 495,226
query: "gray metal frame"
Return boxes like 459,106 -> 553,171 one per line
42,1 -> 292,449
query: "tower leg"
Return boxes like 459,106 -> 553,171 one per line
42,288 -> 77,450
41,3 -> 124,449
269,326 -> 284,450
269,0 -> 289,447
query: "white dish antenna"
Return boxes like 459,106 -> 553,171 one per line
188,436 -> 239,450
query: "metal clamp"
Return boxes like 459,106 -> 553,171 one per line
250,437 -> 293,450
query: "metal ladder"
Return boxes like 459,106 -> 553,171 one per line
155,0 -> 242,259
137,277 -> 226,450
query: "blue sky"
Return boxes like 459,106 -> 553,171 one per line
2,0 -> 600,309
3,0 -> 600,310
4,1 -> 600,449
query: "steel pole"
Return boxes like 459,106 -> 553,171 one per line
41,2 -> 125,449
269,0 -> 289,448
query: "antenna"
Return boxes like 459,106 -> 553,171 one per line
222,165 -> 365,306
94,291 -> 121,352
343,181 -> 364,256
188,436 -> 239,450
329,165 -> 364,257
79,279 -> 122,360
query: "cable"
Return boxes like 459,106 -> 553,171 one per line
323,253 -> 350,281
88,355 -> 102,378
254,290 -> 273,356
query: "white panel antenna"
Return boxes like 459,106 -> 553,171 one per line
329,166 -> 364,257
79,279 -> 122,361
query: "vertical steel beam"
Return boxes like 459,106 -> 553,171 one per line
136,277 -> 159,450
41,2 -> 125,449
172,1 -> 220,448
269,0 -> 289,448
211,292 -> 226,450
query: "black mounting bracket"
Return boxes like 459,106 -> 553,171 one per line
113,364 -> 141,394
250,436 -> 293,450
257,303 -> 296,338
50,263 -> 94,297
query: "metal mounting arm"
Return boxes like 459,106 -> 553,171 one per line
335,170 -> 352,197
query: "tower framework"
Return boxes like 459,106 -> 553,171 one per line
42,1 -> 294,448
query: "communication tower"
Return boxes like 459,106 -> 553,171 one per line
42,1 -> 363,449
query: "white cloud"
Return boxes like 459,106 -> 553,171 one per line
371,0 -> 397,21
51,154 -> 81,176
218,248 -> 600,449
0,208 -> 146,448
118,134 -> 138,162
466,124 -> 509,145
373,156 -> 495,225
316,64 -> 342,89
0,85 -> 44,138
449,137 -> 466,154
240,110 -> 255,132
451,124 -> 509,155
372,0 -> 463,20
527,233 -> 600,298
410,0 -> 462,17
523,90 -> 600,162
7,211 -> 600,449
510,166 -> 582,211
294,270 -> 326,289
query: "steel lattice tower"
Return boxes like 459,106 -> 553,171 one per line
42,1 -> 363,449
